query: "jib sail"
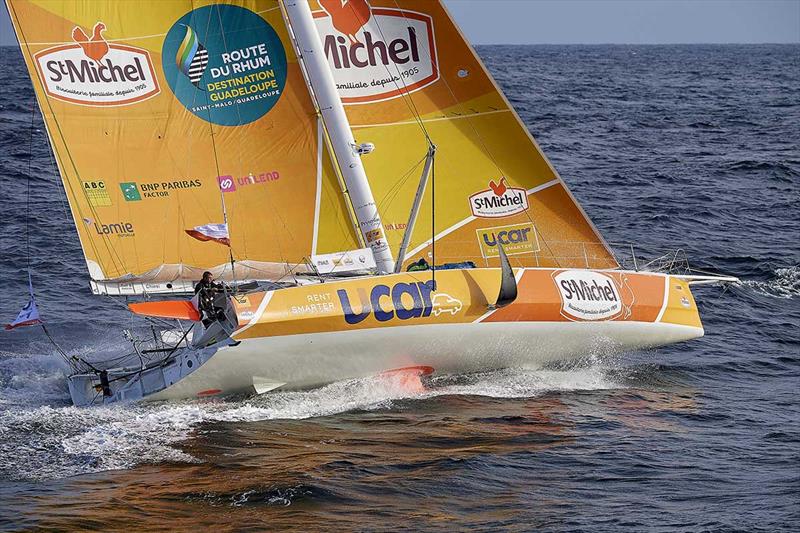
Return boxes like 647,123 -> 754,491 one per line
6,0 -> 361,294
311,0 -> 618,269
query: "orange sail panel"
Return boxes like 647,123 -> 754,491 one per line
310,0 -> 618,270
128,300 -> 200,321
6,0 -> 360,293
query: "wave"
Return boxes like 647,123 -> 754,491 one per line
739,266 -> 800,299
0,361 -> 623,481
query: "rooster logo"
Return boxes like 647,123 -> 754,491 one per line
319,0 -> 372,44
489,177 -> 508,197
72,22 -> 109,63
176,25 -> 209,89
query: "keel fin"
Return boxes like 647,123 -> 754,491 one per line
493,244 -> 518,308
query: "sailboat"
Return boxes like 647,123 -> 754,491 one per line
5,0 -> 736,406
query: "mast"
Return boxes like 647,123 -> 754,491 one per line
282,0 -> 395,274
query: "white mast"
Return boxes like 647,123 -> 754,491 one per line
283,0 -> 395,274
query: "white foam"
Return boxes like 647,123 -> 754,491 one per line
0,358 -> 623,481
740,266 -> 800,299
0,351 -> 71,407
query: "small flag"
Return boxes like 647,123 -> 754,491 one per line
185,223 -> 230,246
5,274 -> 43,330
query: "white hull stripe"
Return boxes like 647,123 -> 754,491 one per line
655,275 -> 671,323
233,291 -> 274,338
473,268 -> 526,323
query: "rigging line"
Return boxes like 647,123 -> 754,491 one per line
348,0 -> 431,142
378,160 -> 423,215
25,98 -> 36,274
8,3 -> 129,277
411,1 -> 504,176
281,2 -> 363,250
431,158 -> 439,274
147,14 -> 220,274
376,152 -> 427,212
228,7 -> 304,268
40,324 -> 77,371
279,3 -> 358,264
213,3 -> 256,268
42,137 -> 70,224
531,223 -> 562,269
169,2 -> 222,274
285,1 -> 369,251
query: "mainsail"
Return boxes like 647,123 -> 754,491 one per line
6,0 -> 361,294
8,0 -> 618,298
310,0 -> 619,270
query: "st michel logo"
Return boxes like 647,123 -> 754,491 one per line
314,0 -> 439,104
34,22 -> 160,106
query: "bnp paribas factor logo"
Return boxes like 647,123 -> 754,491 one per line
120,182 -> 142,201
162,4 -> 288,126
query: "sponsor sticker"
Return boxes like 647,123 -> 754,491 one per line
34,22 -> 160,106
314,4 -> 438,104
554,270 -> 623,321
121,179 -> 202,199
431,293 -> 462,316
476,223 -> 539,259
218,175 -> 237,193
92,220 -> 136,238
469,178 -> 529,219
218,171 -> 280,193
312,248 -> 376,275
120,182 -> 142,201
162,5 -> 287,126
337,280 -> 462,324
365,228 -> 384,244
82,180 -> 112,207
290,292 -> 336,316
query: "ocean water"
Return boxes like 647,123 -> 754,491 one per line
1,44 -> 798,531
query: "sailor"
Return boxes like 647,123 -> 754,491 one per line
194,271 -> 225,326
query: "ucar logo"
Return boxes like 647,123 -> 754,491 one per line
314,2 -> 438,104
34,22 -> 160,106
477,223 -> 539,258
470,178 -> 529,219
337,280 -> 462,324
554,270 -> 622,321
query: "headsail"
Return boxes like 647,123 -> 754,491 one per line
6,0 -> 362,294
310,0 -> 619,270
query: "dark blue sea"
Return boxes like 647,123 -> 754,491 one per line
1,44 -> 798,531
